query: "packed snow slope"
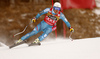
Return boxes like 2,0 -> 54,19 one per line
0,38 -> 100,59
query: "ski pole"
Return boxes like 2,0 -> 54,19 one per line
69,32 -> 73,41
13,21 -> 32,37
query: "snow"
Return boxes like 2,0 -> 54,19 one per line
0,38 -> 100,59
95,26 -> 100,34
93,9 -> 100,15
93,0 -> 100,15
96,30 -> 100,34
1,1 -> 100,58
96,0 -> 100,7
8,19 -> 14,22
79,10 -> 86,14
21,14 -> 27,19
98,20 -> 100,22
0,42 -> 8,47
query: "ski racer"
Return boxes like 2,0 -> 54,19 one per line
16,2 -> 74,45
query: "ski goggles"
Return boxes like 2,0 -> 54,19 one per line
53,7 -> 61,11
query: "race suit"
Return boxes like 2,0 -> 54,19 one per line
21,8 -> 71,41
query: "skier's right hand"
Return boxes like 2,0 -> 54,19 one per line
31,18 -> 36,23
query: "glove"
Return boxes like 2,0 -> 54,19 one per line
31,18 -> 36,23
69,27 -> 74,32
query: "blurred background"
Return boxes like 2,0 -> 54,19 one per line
0,0 -> 100,46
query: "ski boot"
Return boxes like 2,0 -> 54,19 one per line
16,39 -> 23,44
16,39 -> 27,44
9,39 -> 27,49
29,38 -> 41,46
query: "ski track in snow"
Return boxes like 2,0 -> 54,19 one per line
0,38 -> 100,59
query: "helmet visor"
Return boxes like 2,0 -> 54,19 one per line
53,7 -> 61,11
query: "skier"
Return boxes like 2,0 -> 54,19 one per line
16,2 -> 74,46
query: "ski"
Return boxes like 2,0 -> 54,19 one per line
9,40 -> 27,49
28,42 -> 41,46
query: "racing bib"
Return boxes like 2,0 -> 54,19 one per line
44,8 -> 60,26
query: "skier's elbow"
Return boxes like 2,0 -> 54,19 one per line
66,22 -> 71,28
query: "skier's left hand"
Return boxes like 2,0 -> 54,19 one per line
69,27 -> 74,32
